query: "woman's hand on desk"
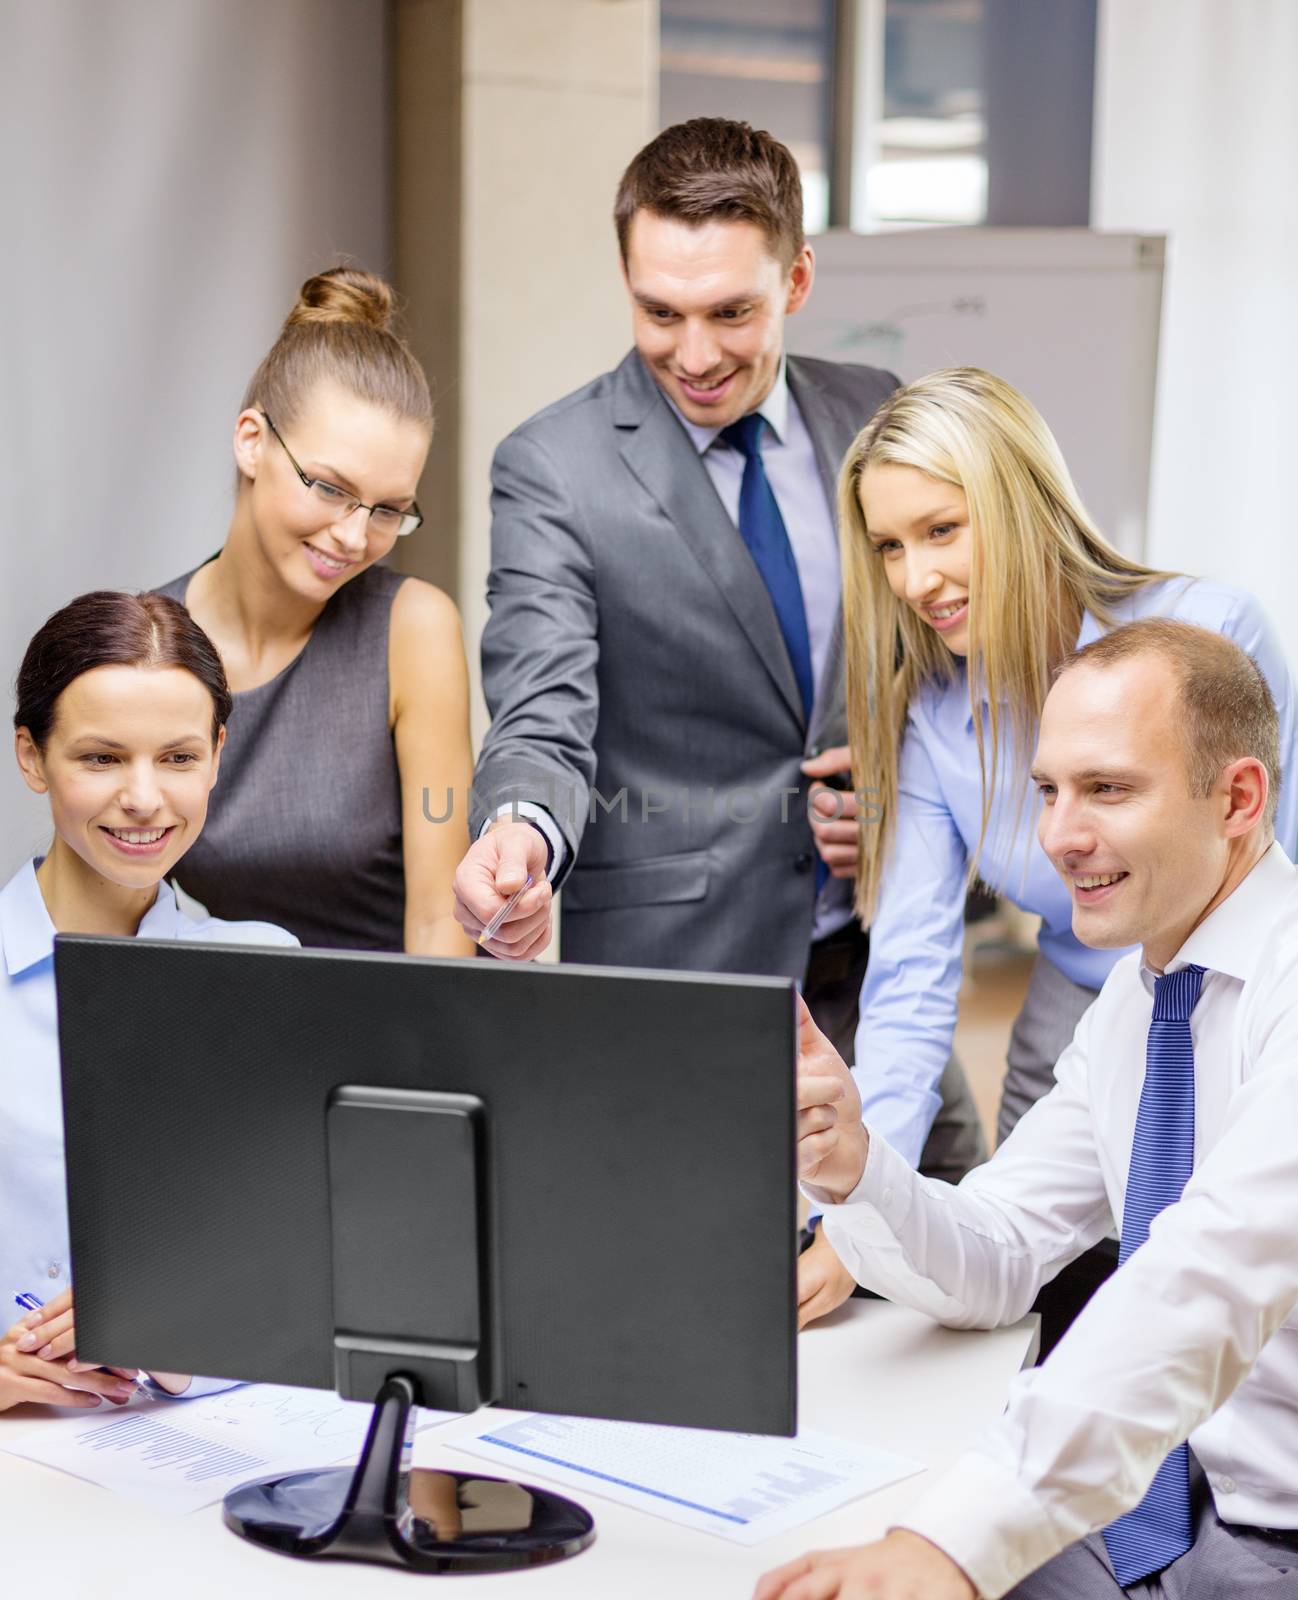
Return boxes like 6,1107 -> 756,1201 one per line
796,997 -> 868,1201
7,1289 -> 193,1400
1,1292 -> 135,1410
754,1529 -> 976,1600
796,1230 -> 858,1329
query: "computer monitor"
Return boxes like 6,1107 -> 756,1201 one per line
55,937 -> 797,1574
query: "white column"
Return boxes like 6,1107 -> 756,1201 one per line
1093,0 -> 1298,663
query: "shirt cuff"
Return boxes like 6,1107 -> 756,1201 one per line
801,1120 -> 913,1219
140,1374 -> 242,1400
892,1450 -> 1075,1600
478,803 -> 566,880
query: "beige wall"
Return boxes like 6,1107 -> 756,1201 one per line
395,0 -> 658,741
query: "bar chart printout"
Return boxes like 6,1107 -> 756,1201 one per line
0,1384 -> 453,1515
81,1411 -> 267,1485
458,1414 -> 924,1544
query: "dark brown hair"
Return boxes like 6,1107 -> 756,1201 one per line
241,266 -> 432,431
1058,617 -> 1281,829
15,591 -> 233,749
613,118 -> 805,268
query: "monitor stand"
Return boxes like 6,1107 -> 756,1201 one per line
222,1374 -> 595,1573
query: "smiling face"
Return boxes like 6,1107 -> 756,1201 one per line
1032,655 -> 1256,969
623,212 -> 813,429
235,378 -> 430,602
15,665 -> 223,892
858,462 -> 973,655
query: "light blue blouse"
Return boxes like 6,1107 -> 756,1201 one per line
0,859 -> 296,1375
854,577 -> 1298,1167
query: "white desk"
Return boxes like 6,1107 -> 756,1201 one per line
0,1302 -> 1037,1598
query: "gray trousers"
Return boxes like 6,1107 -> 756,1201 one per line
998,951 -> 1100,1145
1008,1455 -> 1298,1597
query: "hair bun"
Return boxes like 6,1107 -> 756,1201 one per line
285,267 -> 395,333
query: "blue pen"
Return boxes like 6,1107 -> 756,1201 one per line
14,1289 -> 145,1391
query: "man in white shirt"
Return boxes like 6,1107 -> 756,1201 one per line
758,617 -> 1298,1600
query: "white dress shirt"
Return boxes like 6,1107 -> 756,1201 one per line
808,841 -> 1298,1598
0,859 -> 296,1392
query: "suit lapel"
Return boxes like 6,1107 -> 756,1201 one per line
786,356 -> 853,520
788,357 -> 855,749
613,355 -> 806,730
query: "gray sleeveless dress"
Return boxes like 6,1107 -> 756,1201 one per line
156,562 -> 407,950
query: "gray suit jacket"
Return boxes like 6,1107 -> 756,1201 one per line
471,349 -> 898,979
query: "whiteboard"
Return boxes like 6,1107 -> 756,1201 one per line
788,228 -> 1165,558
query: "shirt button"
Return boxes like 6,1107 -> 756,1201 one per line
1216,1477 -> 1237,1495
882,1188 -> 894,1206
47,1263 -> 61,1278
793,852 -> 813,874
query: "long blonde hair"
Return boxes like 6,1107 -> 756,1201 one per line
841,367 -> 1172,922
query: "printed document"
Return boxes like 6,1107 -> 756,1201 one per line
457,1413 -> 923,1544
0,1383 -> 452,1515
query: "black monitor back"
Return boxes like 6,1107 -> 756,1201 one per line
55,938 -> 797,1435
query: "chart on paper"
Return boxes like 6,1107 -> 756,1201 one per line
457,1413 -> 924,1545
76,1411 -> 269,1485
0,1383 -> 454,1515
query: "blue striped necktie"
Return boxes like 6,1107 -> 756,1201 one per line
720,415 -> 825,896
719,414 -> 815,722
1101,963 -> 1206,1586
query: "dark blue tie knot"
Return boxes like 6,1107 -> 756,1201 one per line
721,413 -> 767,460
1151,964 -> 1206,1023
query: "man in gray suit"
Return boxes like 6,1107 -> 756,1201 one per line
453,119 -> 982,1187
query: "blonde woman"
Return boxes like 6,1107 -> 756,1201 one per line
797,367 -> 1298,1329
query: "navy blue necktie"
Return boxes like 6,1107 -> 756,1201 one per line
720,414 -> 815,722
1101,963 -> 1205,1586
720,414 -> 823,894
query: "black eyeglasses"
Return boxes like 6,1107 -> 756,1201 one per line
261,411 -> 424,539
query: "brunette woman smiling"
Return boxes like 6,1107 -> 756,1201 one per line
0,590 -> 295,1410
157,267 -> 473,955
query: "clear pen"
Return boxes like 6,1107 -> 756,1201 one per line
478,873 -> 535,946
15,1290 -> 147,1392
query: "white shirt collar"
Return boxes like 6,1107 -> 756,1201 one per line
0,858 -> 183,977
666,357 -> 791,456
1139,838 -> 1295,991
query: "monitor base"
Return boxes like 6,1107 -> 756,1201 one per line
222,1374 -> 595,1574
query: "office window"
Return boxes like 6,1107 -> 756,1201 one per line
659,0 -> 837,235
857,0 -> 987,229
849,0 -> 1095,230
660,0 -> 1095,236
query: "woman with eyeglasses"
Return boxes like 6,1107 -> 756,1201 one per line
157,268 -> 474,955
